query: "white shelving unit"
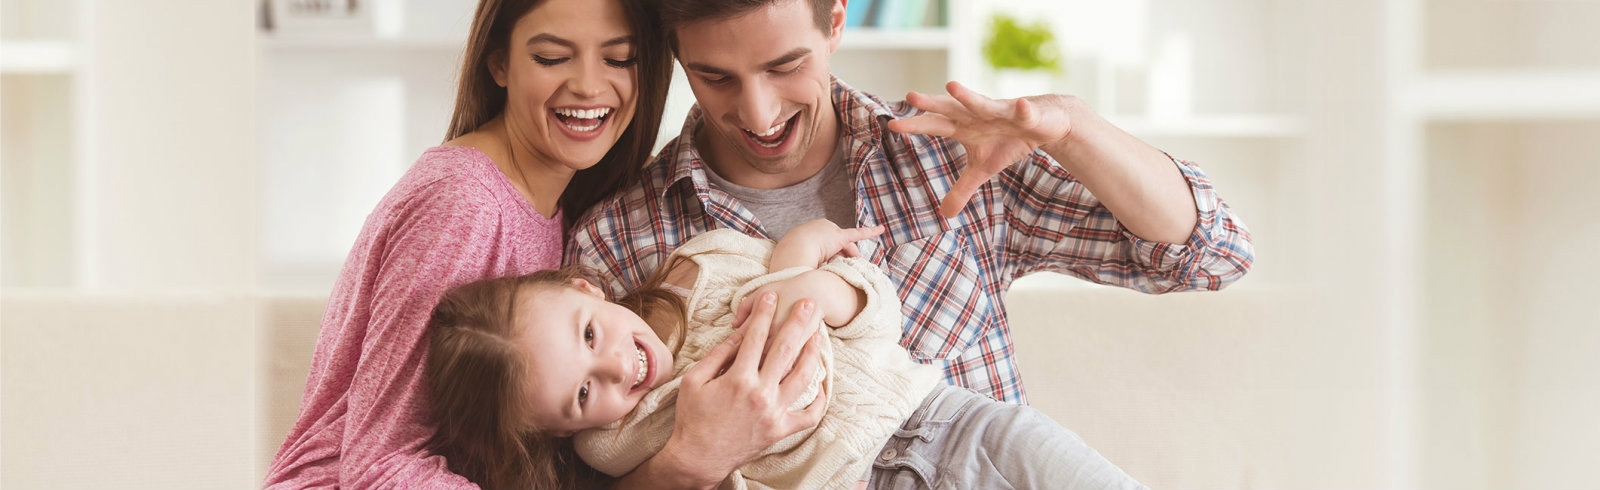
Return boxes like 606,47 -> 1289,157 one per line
0,39 -> 78,73
839,27 -> 951,50
1418,70 -> 1600,120
1388,1 -> 1600,489
258,34 -> 465,52
2,3 -> 84,290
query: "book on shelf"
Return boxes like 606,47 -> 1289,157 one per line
845,0 -> 946,30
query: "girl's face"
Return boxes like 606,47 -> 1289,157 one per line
513,279 -> 673,435
492,0 -> 639,171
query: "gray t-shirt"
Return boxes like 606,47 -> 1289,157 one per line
703,141 -> 855,240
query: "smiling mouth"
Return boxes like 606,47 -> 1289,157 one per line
742,113 -> 799,148
631,341 -> 649,389
553,107 -> 612,133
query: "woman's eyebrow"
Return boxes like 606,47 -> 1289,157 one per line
525,33 -> 633,49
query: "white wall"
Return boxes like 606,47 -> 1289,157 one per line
4,1 -> 1600,489
81,0 -> 258,292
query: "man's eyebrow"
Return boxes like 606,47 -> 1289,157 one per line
761,48 -> 811,70
683,48 -> 812,76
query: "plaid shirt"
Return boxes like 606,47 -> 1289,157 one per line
566,78 -> 1254,403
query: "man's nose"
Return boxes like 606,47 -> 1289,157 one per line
735,81 -> 782,132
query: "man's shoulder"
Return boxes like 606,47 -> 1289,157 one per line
570,150 -> 689,238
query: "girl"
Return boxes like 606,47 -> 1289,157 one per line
425,220 -> 1149,490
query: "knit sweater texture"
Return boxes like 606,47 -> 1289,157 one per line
573,229 -> 943,490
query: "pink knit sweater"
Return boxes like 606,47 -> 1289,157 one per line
265,146 -> 563,489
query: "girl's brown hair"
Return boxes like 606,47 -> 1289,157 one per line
424,263 -> 687,489
445,0 -> 674,232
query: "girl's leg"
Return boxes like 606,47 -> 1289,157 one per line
869,384 -> 1148,490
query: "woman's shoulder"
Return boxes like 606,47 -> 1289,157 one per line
389,145 -> 513,205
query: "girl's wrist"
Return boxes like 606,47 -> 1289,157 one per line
797,270 -> 863,326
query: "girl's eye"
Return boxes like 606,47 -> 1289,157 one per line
605,57 -> 638,68
578,382 -> 589,407
584,324 -> 595,347
533,56 -> 568,66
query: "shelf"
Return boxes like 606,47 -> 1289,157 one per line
0,40 -> 78,74
1418,70 -> 1600,121
263,28 -> 954,53
1106,114 -> 1306,138
259,33 -> 464,52
840,28 -> 950,50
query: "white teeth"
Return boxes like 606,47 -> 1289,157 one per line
554,107 -> 611,119
750,121 -> 785,137
632,344 -> 648,388
565,121 -> 601,132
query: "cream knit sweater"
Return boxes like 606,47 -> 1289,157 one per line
573,230 -> 943,489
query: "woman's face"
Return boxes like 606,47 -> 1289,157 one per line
513,280 -> 673,436
493,0 -> 639,171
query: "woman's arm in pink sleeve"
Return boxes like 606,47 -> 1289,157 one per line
334,190 -> 501,489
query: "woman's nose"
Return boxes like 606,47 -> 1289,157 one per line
566,59 -> 605,98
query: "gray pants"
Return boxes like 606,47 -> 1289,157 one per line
868,384 -> 1149,490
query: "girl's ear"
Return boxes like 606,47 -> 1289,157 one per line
568,278 -> 606,298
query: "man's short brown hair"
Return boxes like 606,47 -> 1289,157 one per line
661,0 -> 834,46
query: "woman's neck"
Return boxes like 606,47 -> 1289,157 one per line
498,117 -> 573,219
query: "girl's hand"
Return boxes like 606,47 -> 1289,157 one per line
770,220 -> 885,271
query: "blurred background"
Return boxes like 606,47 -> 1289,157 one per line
3,0 -> 1598,488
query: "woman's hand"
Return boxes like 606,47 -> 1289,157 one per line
769,220 -> 885,271
631,292 -> 827,489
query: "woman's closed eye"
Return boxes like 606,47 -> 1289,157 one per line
533,55 -> 569,66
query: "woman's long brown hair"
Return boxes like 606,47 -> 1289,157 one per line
444,0 -> 673,232
424,262 -> 689,489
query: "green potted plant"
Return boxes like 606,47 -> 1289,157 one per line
983,14 -> 1062,98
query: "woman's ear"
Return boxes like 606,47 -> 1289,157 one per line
568,278 -> 606,298
488,48 -> 509,88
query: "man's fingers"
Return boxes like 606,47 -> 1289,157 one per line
731,292 -> 777,375
758,299 -> 817,384
784,380 -> 829,433
886,113 -> 958,137
732,293 -> 756,329
939,171 -> 989,218
778,330 -> 824,402
905,90 -> 967,117
946,80 -> 1008,117
840,242 -> 860,257
684,332 -> 739,385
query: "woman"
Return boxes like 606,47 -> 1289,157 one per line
262,0 -> 673,487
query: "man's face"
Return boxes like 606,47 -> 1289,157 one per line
674,0 -> 845,189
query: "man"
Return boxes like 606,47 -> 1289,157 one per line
568,0 -> 1254,486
